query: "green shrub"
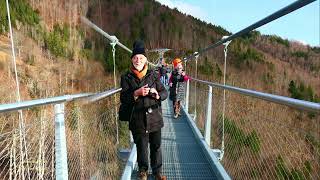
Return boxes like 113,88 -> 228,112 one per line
178,26 -> 183,39
102,45 -> 131,73
305,133 -> 320,154
44,24 -> 70,58
231,40 -> 265,67
160,11 -> 174,23
44,32 -> 66,57
29,80 -> 40,98
275,156 -> 312,180
288,80 -> 319,103
80,49 -> 93,60
291,51 -> 309,59
290,169 -> 304,180
269,35 -> 290,48
236,47 -> 264,67
311,46 -> 320,53
275,156 -> 290,179
198,57 -> 213,75
68,103 -> 80,131
129,13 -> 146,40
206,23 -> 230,35
241,48 -> 264,62
250,169 -> 260,178
240,31 -> 261,44
127,0 -> 135,5
0,0 -> 39,34
303,161 -> 312,175
221,115 -> 261,157
143,1 -> 151,17
245,130 -> 261,153
262,72 -> 274,84
119,121 -> 130,148
84,39 -> 92,50
215,63 -> 222,79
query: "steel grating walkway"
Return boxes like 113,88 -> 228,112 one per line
131,98 -> 218,179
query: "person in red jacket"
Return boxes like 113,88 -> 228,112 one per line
169,58 -> 189,118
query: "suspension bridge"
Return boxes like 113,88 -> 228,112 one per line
0,0 -> 319,179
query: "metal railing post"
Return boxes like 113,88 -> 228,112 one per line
204,86 -> 212,146
185,79 -> 190,113
54,103 -> 68,180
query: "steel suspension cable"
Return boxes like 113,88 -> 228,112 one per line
221,37 -> 232,160
110,38 -> 119,145
81,17 -> 158,67
183,0 -> 316,61
194,53 -> 199,120
6,0 -> 30,179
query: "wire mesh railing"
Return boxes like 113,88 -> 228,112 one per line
186,78 -> 320,180
0,106 -> 55,179
65,97 -> 123,179
0,89 -> 131,180
214,91 -> 320,180
187,81 -> 211,137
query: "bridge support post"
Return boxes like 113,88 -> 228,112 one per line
204,86 -> 212,147
54,103 -> 69,180
185,79 -> 190,113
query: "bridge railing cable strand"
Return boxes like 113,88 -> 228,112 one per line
81,17 -> 158,67
191,78 -> 320,113
183,0 -> 317,61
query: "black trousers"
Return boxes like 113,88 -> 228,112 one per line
133,130 -> 162,175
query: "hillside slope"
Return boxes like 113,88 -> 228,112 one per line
87,0 -> 319,99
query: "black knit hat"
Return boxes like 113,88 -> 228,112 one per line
131,40 -> 146,58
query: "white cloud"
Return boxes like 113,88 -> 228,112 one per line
290,39 -> 308,46
296,40 -> 307,46
155,0 -> 209,23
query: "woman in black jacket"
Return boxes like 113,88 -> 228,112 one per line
120,40 -> 167,180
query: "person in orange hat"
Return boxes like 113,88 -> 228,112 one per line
169,58 -> 189,118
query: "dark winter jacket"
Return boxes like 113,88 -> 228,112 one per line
169,69 -> 188,101
160,66 -> 168,76
120,69 -> 168,134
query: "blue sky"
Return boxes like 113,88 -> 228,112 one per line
155,0 -> 319,46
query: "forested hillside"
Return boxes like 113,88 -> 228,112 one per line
86,1 -> 320,179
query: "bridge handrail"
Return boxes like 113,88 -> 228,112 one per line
191,78 -> 320,113
0,88 -> 122,113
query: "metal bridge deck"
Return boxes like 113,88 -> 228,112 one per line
131,98 -> 217,179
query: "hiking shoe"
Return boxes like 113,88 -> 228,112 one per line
154,174 -> 167,180
138,170 -> 147,180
